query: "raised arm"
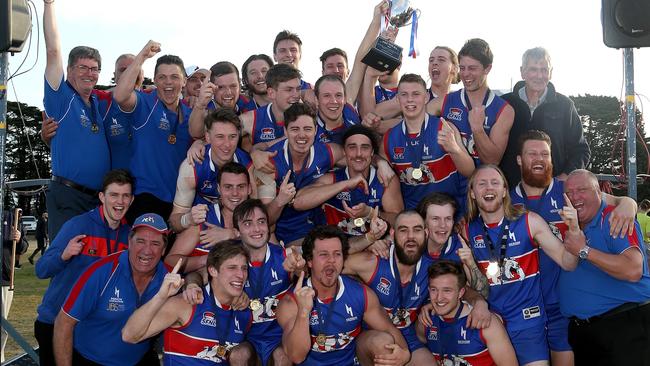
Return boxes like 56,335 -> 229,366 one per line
43,0 -> 63,89
470,104 -> 514,164
114,40 -> 161,112
530,210 -> 580,271
276,271 -> 314,364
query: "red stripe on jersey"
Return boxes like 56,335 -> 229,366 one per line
163,329 -> 218,355
79,235 -> 128,257
393,153 -> 457,183
323,204 -> 350,226
478,248 -> 540,285
63,254 -> 120,313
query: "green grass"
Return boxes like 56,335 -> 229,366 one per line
4,238 -> 49,360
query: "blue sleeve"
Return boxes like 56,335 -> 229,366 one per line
34,218 -> 79,279
43,74 -> 69,120
131,90 -> 149,129
62,263 -> 106,321
604,217 -> 644,255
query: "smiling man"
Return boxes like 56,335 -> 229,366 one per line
34,170 -> 135,366
242,54 -> 274,108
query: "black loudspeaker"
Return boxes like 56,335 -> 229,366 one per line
0,0 -> 31,53
602,0 -> 650,48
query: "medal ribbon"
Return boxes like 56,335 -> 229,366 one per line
286,142 -> 311,188
462,88 -> 491,111
313,279 -> 339,340
404,115 -> 429,174
209,285 -> 234,354
481,217 -> 510,275
249,245 -> 268,302
519,184 -> 549,214
391,249 -> 418,318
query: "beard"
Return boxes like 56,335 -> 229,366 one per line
522,161 -> 553,188
395,240 -> 425,265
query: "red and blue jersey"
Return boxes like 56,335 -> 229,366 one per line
244,243 -> 291,364
426,303 -> 496,366
62,251 -> 167,366
101,94 -> 134,170
290,275 -> 366,366
43,76 -> 111,190
251,103 -> 284,145
425,234 -> 463,263
191,203 -> 225,257
367,246 -> 432,350
130,91 -> 193,202
440,89 -> 509,167
163,285 -> 252,366
323,167 -> 383,236
375,85 -> 398,104
466,213 -> 546,332
300,79 -> 312,90
192,145 -> 251,206
510,178 -> 567,306
559,201 -> 650,319
383,115 -> 465,211
269,140 -> 334,243
315,104 -> 360,145
35,206 -> 130,324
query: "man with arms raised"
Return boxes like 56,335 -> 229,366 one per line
277,225 -> 410,365
53,213 -> 170,366
35,170 -> 134,365
561,170 -> 650,365
465,165 -> 582,366
416,260 -> 517,366
123,241 -> 254,365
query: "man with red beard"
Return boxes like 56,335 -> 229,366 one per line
277,225 -> 410,365
510,130 -> 640,366
242,54 -> 274,108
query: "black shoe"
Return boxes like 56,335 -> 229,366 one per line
15,264 -> 22,269
29,257 -> 34,265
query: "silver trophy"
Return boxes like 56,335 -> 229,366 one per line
362,0 -> 421,72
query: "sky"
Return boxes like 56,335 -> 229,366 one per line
5,0 -> 650,118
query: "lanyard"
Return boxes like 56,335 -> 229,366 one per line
391,251 -> 418,311
209,286 -> 234,346
313,279 -> 339,337
438,302 -> 464,363
481,218 -> 510,270
519,184 -> 549,214
249,246 -> 268,300
403,114 -> 429,170
462,88 -> 490,111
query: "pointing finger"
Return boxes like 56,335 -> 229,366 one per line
563,193 -> 574,208
282,170 -> 292,185
171,258 -> 183,274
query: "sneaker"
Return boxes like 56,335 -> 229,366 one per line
15,264 -> 22,269
29,257 -> 34,265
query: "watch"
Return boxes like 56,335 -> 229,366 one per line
578,245 -> 590,260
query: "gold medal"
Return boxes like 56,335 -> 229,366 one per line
250,299 -> 262,311
216,345 -> 227,358
354,218 -> 365,227
411,168 -> 423,180
486,261 -> 500,277
168,134 -> 177,144
316,333 -> 327,346
90,123 -> 99,133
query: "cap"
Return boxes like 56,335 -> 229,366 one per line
131,213 -> 168,234
185,65 -> 210,79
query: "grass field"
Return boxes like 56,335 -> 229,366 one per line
4,238 -> 48,361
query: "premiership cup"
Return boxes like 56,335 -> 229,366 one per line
362,0 -> 421,72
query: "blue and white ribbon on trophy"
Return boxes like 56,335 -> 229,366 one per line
408,10 -> 419,58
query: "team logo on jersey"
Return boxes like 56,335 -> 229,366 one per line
422,145 -> 429,156
336,191 -> 352,201
270,268 -> 283,286
200,311 -> 217,327
503,258 -> 526,281
393,147 -> 405,160
318,132 -> 331,143
234,317 -> 243,334
345,304 -> 358,322
371,188 -> 377,199
79,109 -> 91,128
107,287 -> 125,312
458,326 -> 470,344
447,108 -> 463,121
550,197 -> 558,209
508,231 -> 520,247
201,180 -> 213,191
310,309 -> 319,326
377,277 -> 391,295
427,326 -> 438,341
159,111 -> 170,130
260,127 -> 275,140
473,235 -> 486,248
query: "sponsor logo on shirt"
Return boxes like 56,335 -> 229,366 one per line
200,311 -> 217,327
447,108 -> 462,121
377,277 -> 391,296
107,287 -> 125,312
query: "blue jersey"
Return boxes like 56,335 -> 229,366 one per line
62,251 -> 167,366
426,303 -> 496,366
375,85 -> 398,104
191,203 -> 225,257
383,115 -> 465,211
163,285 -> 252,366
440,89 -> 509,166
466,214 -> 546,332
315,104 -> 360,145
36,206 -> 130,324
367,246 -> 431,350
193,145 -> 252,205
559,202 -> 650,319
425,234 -> 463,263
43,76 -> 110,190
270,140 -> 334,243
251,103 -> 284,145
291,275 -> 366,366
130,91 -> 193,202
102,94 -> 135,170
244,244 -> 291,364
322,167 -> 383,236
300,79 -> 312,90
510,178 -> 567,306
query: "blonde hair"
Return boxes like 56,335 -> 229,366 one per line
466,164 -> 524,222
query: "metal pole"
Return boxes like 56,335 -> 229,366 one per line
623,48 -> 637,199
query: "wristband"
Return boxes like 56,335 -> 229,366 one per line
181,213 -> 190,229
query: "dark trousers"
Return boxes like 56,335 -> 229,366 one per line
568,302 -> 650,366
125,193 -> 173,225
34,320 -> 55,366
46,181 -> 98,241
73,348 -> 160,366
29,237 -> 47,260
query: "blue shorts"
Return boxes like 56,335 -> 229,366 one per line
249,337 -> 281,365
509,325 -> 549,364
403,327 -> 426,352
546,303 -> 572,352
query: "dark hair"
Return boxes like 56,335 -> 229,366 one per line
342,125 -> 379,154
273,30 -> 303,54
101,169 -> 134,193
205,108 -> 242,133
640,199 -> 650,211
319,48 -> 348,69
209,61 -> 241,83
68,46 -> 101,70
314,74 -> 346,98
459,38 -> 493,68
241,54 -> 274,90
398,73 -> 427,90
284,103 -> 316,128
206,239 -> 250,272
154,55 -> 185,77
232,199 -> 269,231
302,225 -> 350,262
217,162 -> 250,185
416,192 -> 457,219
517,129 -> 552,155
265,63 -> 302,90
128,228 -> 168,247
427,260 -> 467,289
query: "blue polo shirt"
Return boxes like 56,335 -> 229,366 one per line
43,76 -> 110,190
559,201 -> 650,319
129,91 -> 193,202
102,94 -> 135,170
62,251 -> 167,366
